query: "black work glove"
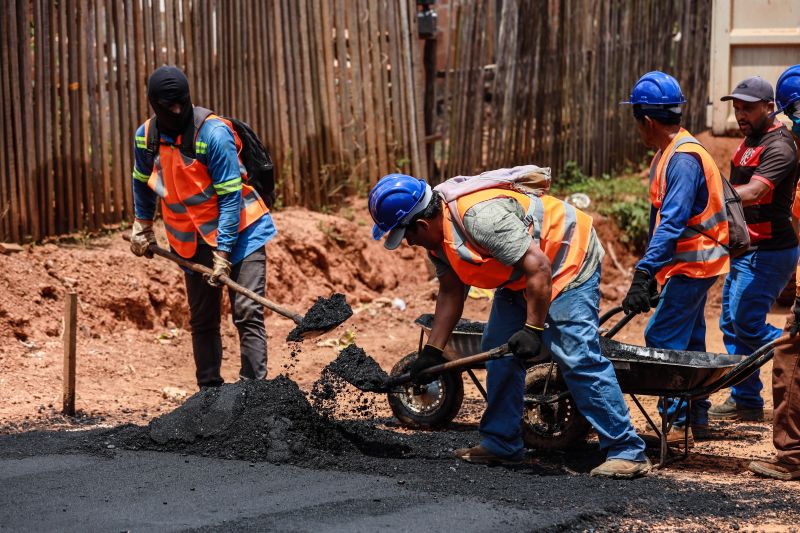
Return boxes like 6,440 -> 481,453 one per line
622,270 -> 653,315
409,344 -> 447,385
790,296 -> 800,337
508,324 -> 545,362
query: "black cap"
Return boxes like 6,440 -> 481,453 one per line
721,76 -> 774,103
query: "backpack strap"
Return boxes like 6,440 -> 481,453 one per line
145,107 -> 216,159
179,106 -> 215,159
145,114 -> 160,158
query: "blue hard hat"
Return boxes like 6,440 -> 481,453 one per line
621,71 -> 686,106
775,64 -> 800,114
368,174 -> 432,250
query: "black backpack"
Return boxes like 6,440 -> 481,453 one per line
146,107 -> 276,208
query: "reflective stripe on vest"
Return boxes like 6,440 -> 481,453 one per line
648,128 -> 730,284
437,189 -> 593,300
143,116 -> 269,258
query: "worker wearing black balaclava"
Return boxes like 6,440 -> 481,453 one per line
147,65 -> 193,138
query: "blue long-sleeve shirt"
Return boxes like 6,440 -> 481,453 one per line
132,118 -> 276,264
636,153 -> 709,277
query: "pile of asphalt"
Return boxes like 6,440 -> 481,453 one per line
286,293 -> 353,342
322,344 -> 389,392
116,376 -> 417,465
416,313 -> 485,334
125,377 -> 351,464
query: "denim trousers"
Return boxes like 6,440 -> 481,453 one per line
645,275 -> 718,427
720,247 -> 798,408
479,267 -> 646,461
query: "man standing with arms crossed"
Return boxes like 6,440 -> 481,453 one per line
709,76 -> 799,422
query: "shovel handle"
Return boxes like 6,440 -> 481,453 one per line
124,235 -> 304,324
387,343 -> 510,388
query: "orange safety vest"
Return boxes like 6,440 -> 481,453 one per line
143,115 -> 269,258
648,128 -> 729,284
432,188 -> 594,301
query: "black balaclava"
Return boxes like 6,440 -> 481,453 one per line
147,66 -> 193,138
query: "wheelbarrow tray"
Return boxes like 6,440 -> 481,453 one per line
415,314 -> 484,358
601,337 -> 748,396
415,313 -> 751,395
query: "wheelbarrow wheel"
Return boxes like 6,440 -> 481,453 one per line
387,352 -> 464,429
522,363 -> 591,450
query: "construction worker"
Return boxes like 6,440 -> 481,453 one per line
367,171 -> 650,478
620,71 -> 730,444
748,65 -> 800,481
709,76 -> 799,422
129,66 -> 276,388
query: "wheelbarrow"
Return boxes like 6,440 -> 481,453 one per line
386,309 -> 793,467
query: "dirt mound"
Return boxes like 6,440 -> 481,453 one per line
0,241 -> 188,344
0,203 -> 428,351
141,377 -> 351,463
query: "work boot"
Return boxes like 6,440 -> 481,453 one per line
708,397 -> 764,421
690,424 -> 711,440
640,426 -> 694,449
748,460 -> 800,481
453,445 -> 524,466
590,458 -> 651,479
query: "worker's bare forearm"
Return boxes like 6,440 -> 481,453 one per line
736,180 -> 771,207
428,271 -> 466,350
517,243 -> 551,327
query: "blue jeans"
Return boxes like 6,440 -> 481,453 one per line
720,248 -> 798,409
480,267 -> 646,462
646,275 -> 718,427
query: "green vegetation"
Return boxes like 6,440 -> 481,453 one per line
553,161 -> 651,253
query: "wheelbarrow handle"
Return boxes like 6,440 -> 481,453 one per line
386,343 -> 510,388
686,334 -> 797,399
599,294 -> 660,338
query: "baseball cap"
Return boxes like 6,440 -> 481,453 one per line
721,76 -> 774,103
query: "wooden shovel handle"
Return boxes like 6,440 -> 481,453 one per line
387,343 -> 510,388
123,234 -> 305,324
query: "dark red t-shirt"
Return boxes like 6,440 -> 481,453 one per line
730,121 -> 799,251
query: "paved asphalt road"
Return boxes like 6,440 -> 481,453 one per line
0,450 -> 561,532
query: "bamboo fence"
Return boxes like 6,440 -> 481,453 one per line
0,0 -> 712,243
440,0 -> 712,180
0,0 -> 427,242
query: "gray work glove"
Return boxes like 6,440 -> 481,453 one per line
205,250 -> 231,287
130,219 -> 156,258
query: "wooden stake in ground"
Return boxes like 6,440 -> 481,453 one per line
63,292 -> 77,416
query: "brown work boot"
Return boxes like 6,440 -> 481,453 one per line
640,426 -> 694,449
453,445 -> 524,466
708,397 -> 764,421
590,458 -> 651,479
748,460 -> 800,481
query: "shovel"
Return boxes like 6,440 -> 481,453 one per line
123,236 -> 349,339
365,343 -> 511,393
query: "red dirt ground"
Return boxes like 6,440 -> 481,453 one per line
2,137 -> 798,527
